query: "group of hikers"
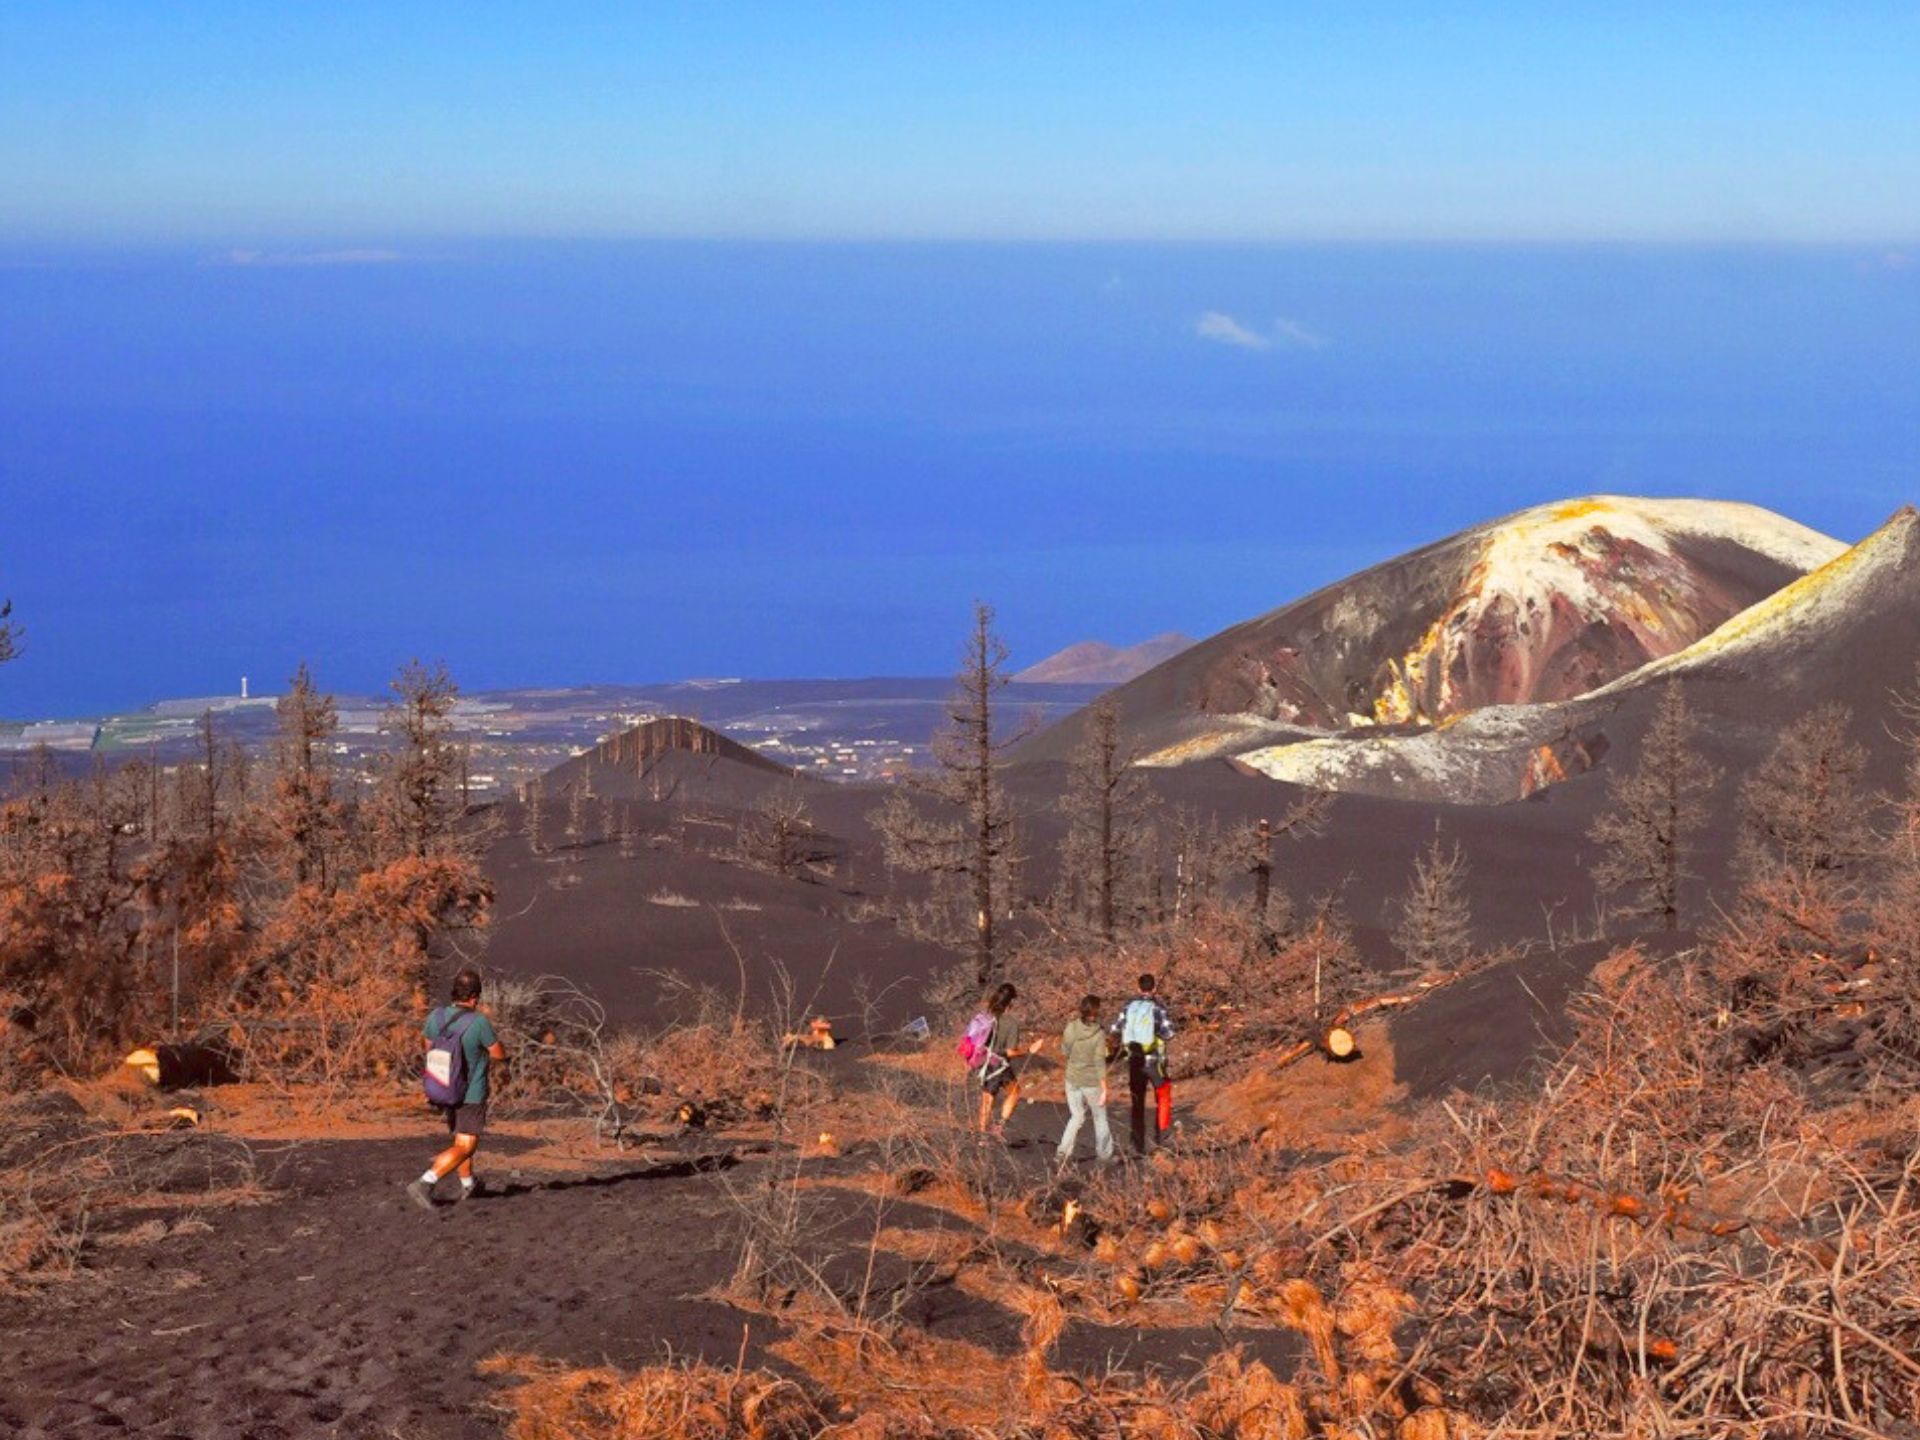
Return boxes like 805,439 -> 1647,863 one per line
960,972 -> 1175,1164
404,966 -> 1176,1208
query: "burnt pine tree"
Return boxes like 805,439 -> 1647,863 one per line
1391,830 -> 1474,973
269,662 -> 344,891
1738,701 -> 1875,883
875,602 -> 1021,987
1871,665 -> 1920,1071
1059,698 -> 1154,946
373,660 -> 468,862
1589,681 -> 1720,932
1875,664 -> 1920,960
1165,804 -> 1231,923
566,775 -> 587,846
1237,789 -> 1333,943
747,780 -> 830,880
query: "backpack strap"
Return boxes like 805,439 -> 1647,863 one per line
979,1019 -> 1011,1081
438,1006 -> 478,1045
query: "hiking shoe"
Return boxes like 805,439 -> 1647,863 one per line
405,1179 -> 437,1211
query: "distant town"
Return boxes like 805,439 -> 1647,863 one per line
0,676 -> 1108,796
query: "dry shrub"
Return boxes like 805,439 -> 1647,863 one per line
480,1352 -> 825,1440
1187,1350 -> 1309,1440
1199,1028 -> 1408,1149
223,855 -> 490,1093
0,1093 -> 261,1291
649,1015 -> 786,1123
1299,946 -> 1920,1436
1004,903 -> 1364,1082
488,1332 -> 1448,1440
0,775 -> 169,1076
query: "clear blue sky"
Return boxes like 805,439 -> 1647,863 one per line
2,3 -> 1917,243
1,10 -> 1917,717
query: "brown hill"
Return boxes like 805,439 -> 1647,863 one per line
1014,633 -> 1195,685
540,715 -> 797,808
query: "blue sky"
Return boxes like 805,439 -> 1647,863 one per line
0,10 -> 1917,716
3,4 -> 1918,243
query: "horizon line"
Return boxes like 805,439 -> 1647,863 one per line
3,232 -> 1918,256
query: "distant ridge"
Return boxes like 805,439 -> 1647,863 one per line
1015,633 -> 1195,685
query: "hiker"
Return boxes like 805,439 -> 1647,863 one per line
1112,973 -> 1174,1155
1055,993 -> 1115,1166
971,982 -> 1043,1138
407,967 -> 506,1210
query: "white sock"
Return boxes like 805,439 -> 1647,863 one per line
419,1169 -> 438,1185
460,1176 -> 475,1190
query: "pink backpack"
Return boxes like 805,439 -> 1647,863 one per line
955,1011 -> 996,1069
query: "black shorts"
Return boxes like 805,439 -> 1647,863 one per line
980,1062 -> 1020,1097
442,1102 -> 487,1138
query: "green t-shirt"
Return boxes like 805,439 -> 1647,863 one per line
1061,1018 -> 1109,1089
424,1004 -> 498,1105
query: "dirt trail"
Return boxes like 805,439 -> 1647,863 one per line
2,1070 -> 1286,1439
1,1135 -> 764,1439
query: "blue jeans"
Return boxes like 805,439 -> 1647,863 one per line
1056,1082 -> 1113,1162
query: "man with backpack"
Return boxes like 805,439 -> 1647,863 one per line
1111,973 -> 1174,1156
407,967 -> 506,1210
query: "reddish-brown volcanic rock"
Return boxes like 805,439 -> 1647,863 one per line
1018,496 -> 1840,767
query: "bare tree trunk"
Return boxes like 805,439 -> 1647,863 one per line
971,606 -> 996,989
1251,816 -> 1272,942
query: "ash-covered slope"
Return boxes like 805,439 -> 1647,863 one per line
542,715 -> 799,808
1237,506 -> 1920,803
1017,496 -> 1840,768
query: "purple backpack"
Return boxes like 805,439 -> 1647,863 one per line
956,1011 -> 996,1069
423,1007 -> 477,1107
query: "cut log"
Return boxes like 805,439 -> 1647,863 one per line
1324,1026 -> 1358,1060
123,1043 -> 238,1089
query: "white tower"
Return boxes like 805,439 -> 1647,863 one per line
241,676 -> 249,700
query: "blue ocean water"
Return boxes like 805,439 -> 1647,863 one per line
1,241 -> 1915,716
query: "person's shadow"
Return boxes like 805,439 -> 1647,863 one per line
470,1150 -> 738,1200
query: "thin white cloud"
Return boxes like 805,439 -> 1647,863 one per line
211,247 -> 408,268
1195,310 -> 1271,350
1195,310 -> 1328,352
1273,316 -> 1326,350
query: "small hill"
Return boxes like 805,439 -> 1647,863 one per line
1014,633 -> 1195,685
542,715 -> 798,807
